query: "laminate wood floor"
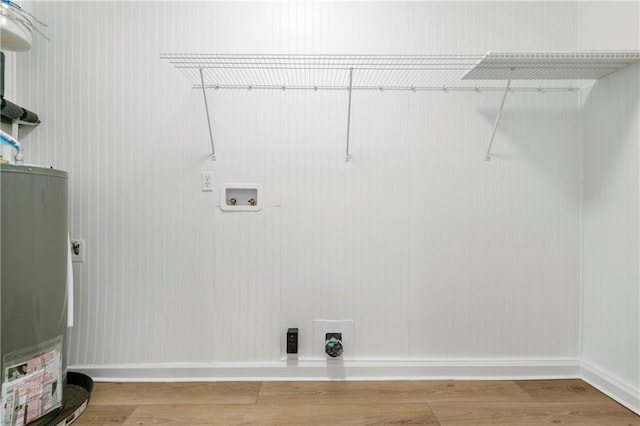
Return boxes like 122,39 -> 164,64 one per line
73,379 -> 639,425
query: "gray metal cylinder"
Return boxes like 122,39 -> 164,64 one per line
0,164 -> 69,390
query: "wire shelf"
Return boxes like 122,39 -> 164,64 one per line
161,51 -> 640,162
161,52 -> 640,92
464,51 -> 640,80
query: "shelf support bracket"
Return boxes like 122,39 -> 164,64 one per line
199,68 -> 216,161
345,67 -> 354,162
485,78 -> 511,161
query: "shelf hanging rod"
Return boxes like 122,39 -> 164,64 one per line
191,84 -> 579,93
345,68 -> 354,162
199,68 -> 216,161
485,78 -> 512,161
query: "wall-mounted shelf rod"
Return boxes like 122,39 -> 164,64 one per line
191,84 -> 579,93
345,68 -> 353,162
199,67 -> 216,161
485,79 -> 511,161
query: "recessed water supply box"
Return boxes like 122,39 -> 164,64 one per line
220,184 -> 262,211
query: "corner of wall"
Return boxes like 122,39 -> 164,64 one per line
578,61 -> 640,415
581,361 -> 640,415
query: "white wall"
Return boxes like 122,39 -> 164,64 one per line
581,61 -> 640,413
16,2 -> 584,373
580,1 -> 640,413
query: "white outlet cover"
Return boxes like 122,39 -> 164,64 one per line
201,172 -> 213,192
313,319 -> 354,360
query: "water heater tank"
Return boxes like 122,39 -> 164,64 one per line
0,164 -> 69,425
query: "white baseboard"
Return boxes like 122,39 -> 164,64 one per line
69,358 -> 580,383
581,361 -> 640,415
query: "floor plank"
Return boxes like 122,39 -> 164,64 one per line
123,402 -> 440,425
429,401 -> 640,426
88,382 -> 261,406
71,405 -> 136,425
516,379 -> 612,402
258,380 -> 534,404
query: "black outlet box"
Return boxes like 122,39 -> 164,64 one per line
286,328 -> 298,354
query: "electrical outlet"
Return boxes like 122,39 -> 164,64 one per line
325,332 -> 343,358
313,320 -> 354,359
201,172 -> 213,192
287,328 -> 299,355
71,239 -> 85,263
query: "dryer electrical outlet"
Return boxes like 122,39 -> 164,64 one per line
325,332 -> 343,358
313,320 -> 354,360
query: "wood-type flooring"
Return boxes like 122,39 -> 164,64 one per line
73,379 -> 639,425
